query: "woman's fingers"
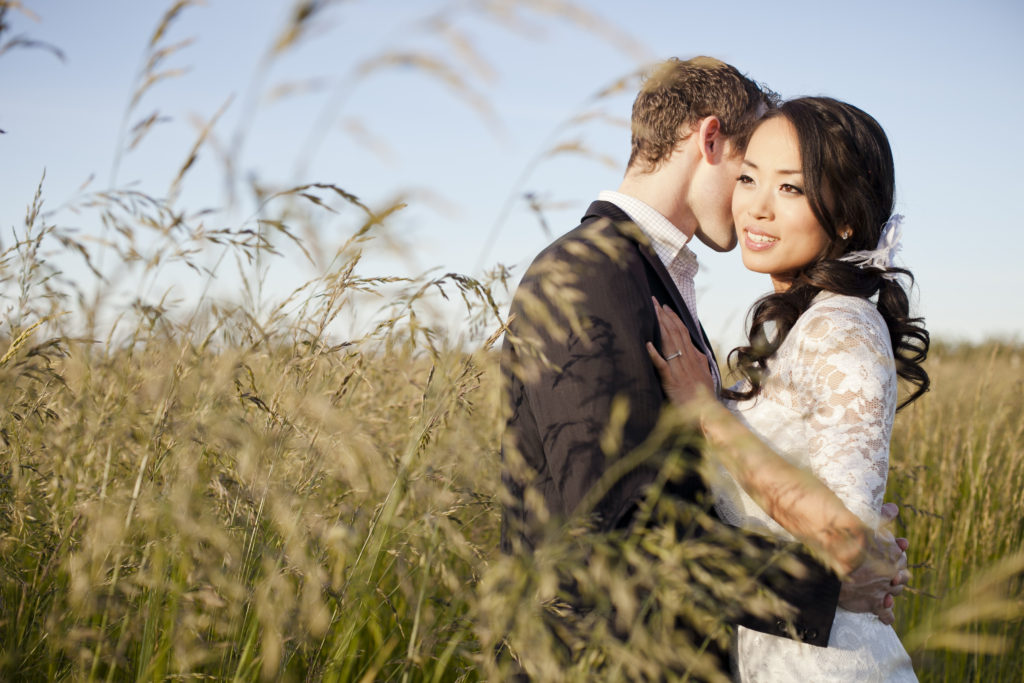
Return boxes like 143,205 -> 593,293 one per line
653,300 -> 684,358
660,303 -> 685,343
654,301 -> 675,350
656,303 -> 700,366
650,298 -> 716,404
654,302 -> 714,394
657,302 -> 694,361
646,341 -> 669,377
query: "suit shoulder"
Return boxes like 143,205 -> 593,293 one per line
522,216 -> 643,283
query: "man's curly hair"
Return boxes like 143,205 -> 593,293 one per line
628,56 -> 778,172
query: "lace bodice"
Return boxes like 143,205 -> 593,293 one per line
716,292 -> 916,682
716,292 -> 897,531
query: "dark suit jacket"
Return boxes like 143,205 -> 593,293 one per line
500,200 -> 840,647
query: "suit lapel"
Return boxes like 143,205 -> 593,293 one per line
581,201 -> 708,355
638,235 -> 722,373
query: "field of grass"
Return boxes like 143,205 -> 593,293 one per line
888,341 -> 1024,679
2,2 -> 1022,681
2,278 -> 1022,681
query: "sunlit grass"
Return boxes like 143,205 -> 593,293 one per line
889,341 -> 1024,681
2,280 -> 1021,681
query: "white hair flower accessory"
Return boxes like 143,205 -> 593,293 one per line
839,214 -> 903,280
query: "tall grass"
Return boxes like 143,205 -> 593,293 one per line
890,342 -> 1024,680
2,286 -> 1021,681
1,1 -> 1021,681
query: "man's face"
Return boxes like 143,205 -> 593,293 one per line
690,141 -> 744,252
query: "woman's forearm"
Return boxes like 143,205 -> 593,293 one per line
689,394 -> 869,575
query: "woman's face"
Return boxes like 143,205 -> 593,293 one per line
732,117 -> 830,292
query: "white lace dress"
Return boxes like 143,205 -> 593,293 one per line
715,292 -> 917,682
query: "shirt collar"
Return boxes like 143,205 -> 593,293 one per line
597,190 -> 696,272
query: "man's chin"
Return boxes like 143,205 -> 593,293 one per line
694,228 -> 738,252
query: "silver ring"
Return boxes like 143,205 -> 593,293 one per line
665,350 -> 683,361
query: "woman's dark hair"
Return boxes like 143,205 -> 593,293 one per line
723,97 -> 929,409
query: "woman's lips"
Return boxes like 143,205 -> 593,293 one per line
743,227 -> 778,251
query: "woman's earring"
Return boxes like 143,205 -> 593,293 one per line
840,230 -> 852,240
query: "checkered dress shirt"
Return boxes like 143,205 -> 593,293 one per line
597,190 -> 721,391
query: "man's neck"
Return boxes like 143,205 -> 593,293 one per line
616,161 -> 697,240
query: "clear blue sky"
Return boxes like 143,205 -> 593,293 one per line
2,0 -> 1022,345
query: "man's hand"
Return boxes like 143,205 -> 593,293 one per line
837,503 -> 911,625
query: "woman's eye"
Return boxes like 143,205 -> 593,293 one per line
737,174 -> 754,185
780,183 -> 804,195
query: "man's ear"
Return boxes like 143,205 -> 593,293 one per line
697,116 -> 724,163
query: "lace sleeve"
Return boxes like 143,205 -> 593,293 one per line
788,298 -> 898,528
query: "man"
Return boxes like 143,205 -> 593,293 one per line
499,56 -> 907,670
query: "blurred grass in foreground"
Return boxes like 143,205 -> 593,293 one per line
2,289 -> 1022,681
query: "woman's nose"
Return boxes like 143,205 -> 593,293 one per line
747,188 -> 773,220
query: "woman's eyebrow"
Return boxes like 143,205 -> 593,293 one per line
741,159 -> 801,175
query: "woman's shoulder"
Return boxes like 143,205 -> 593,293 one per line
791,292 -> 892,356
805,290 -> 879,319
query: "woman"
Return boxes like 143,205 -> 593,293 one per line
649,97 -> 929,680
